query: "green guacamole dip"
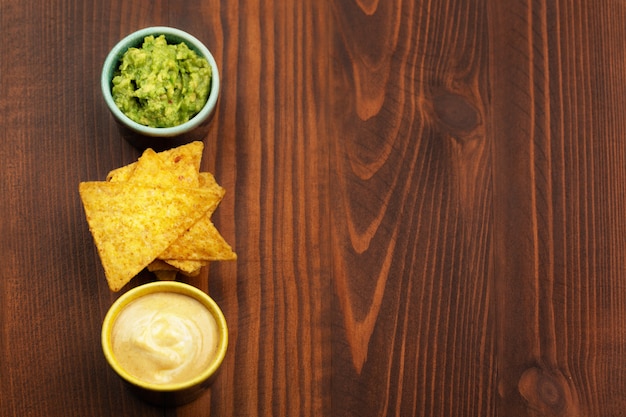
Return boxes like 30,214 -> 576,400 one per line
112,35 -> 212,128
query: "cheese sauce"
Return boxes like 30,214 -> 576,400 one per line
111,292 -> 218,385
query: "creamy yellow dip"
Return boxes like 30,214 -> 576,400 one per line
111,292 -> 219,385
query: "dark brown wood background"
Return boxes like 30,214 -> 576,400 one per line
2,0 -> 626,416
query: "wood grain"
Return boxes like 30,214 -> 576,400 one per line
330,0 -> 496,416
491,1 -> 626,416
3,0 -> 626,416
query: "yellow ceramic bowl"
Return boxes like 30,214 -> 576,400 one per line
101,281 -> 228,406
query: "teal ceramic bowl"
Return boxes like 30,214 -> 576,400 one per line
101,27 -> 220,150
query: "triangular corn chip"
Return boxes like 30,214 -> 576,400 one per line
129,148 -> 188,187
161,259 -> 206,276
81,142 -> 236,289
147,259 -> 179,272
79,182 -> 215,291
159,217 -> 236,261
147,259 -> 201,277
157,171 -> 234,270
153,270 -> 178,281
130,150 -> 228,262
106,141 -> 203,186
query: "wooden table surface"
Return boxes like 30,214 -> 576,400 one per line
3,0 -> 626,416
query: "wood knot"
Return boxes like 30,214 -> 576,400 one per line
518,367 -> 579,416
432,92 -> 480,134
536,374 -> 565,409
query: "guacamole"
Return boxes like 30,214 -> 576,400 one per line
112,35 -> 212,128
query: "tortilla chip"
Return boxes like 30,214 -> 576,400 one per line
147,259 -> 178,272
153,270 -> 178,281
156,171 -> 229,262
79,182 -> 215,291
162,259 -> 206,276
159,217 -> 236,261
199,171 -> 219,189
128,148 -> 182,186
128,149 -> 225,224
147,259 -> 201,278
81,142 -> 236,290
107,141 -> 203,186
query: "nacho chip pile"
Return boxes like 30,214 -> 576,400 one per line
79,141 -> 236,292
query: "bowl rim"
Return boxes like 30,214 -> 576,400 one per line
101,26 -> 220,137
101,281 -> 229,392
